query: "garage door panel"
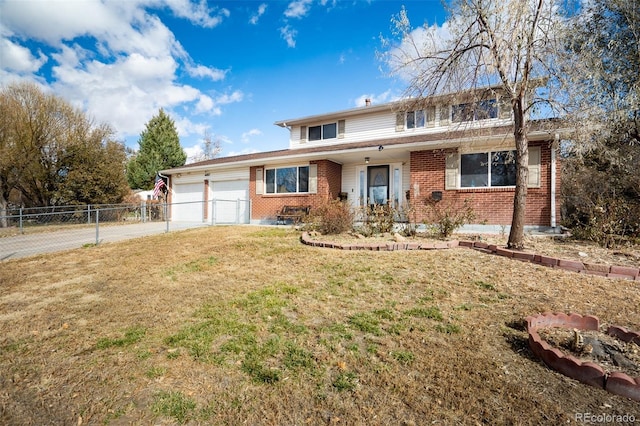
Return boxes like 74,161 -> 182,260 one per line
172,182 -> 204,222
212,180 -> 249,224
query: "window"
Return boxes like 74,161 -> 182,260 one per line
452,99 -> 498,122
406,110 -> 426,129
309,123 -> 337,141
265,166 -> 310,194
460,150 -> 516,188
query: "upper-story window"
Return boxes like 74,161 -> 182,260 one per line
452,99 -> 498,123
309,123 -> 337,141
406,110 -> 426,129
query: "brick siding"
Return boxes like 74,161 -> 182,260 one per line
250,160 -> 342,222
409,141 -> 560,226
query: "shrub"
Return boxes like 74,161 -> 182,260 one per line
304,198 -> 354,235
423,198 -> 477,238
354,203 -> 398,236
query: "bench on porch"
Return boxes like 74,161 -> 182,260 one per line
276,205 -> 311,225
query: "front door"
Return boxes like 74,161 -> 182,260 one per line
367,165 -> 389,206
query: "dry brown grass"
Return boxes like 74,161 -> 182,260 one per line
0,226 -> 638,425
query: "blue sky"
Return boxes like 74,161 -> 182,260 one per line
1,0 -> 447,161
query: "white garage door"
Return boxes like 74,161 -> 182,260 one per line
172,182 -> 205,222
212,180 -> 249,224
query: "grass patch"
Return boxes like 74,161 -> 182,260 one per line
435,323 -> 462,334
404,306 -> 443,321
145,366 -> 166,379
475,280 -> 496,291
348,312 -> 381,335
152,390 -> 196,424
391,350 -> 415,365
332,371 -> 358,391
96,325 -> 146,350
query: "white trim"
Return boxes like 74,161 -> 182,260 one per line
551,136 -> 558,228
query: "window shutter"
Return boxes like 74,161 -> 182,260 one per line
300,126 -> 307,143
439,105 -> 450,126
255,168 -> 264,194
308,164 -> 318,194
527,146 -> 541,188
395,113 -> 405,132
445,153 -> 458,190
338,120 -> 345,139
426,106 -> 436,128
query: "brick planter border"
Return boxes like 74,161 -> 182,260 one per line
300,233 -> 640,281
526,312 -> 640,401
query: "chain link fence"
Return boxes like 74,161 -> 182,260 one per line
0,199 -> 250,261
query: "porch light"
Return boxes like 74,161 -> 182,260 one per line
365,157 -> 370,164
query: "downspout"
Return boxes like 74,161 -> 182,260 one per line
550,134 -> 559,230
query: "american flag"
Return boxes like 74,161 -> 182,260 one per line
153,175 -> 166,199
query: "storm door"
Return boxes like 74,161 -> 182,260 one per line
367,165 -> 389,206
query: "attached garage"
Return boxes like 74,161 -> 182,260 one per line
172,181 -> 205,222
210,180 -> 249,224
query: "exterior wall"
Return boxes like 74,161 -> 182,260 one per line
250,160 -> 342,222
288,104 -> 512,150
409,141 -> 560,227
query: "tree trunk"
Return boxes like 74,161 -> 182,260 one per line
507,98 -> 529,250
0,194 -> 8,228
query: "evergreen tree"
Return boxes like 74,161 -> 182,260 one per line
126,109 -> 186,190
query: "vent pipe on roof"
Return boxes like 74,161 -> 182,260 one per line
365,98 -> 371,107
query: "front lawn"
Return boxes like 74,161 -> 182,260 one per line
0,226 -> 638,424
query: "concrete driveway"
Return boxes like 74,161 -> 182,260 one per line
0,221 -> 210,261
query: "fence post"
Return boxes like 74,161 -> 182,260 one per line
88,204 -> 92,224
211,199 -> 216,225
165,202 -> 169,233
19,207 -> 24,234
95,209 -> 100,245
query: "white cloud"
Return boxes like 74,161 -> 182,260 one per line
215,90 -> 244,105
0,37 -> 47,73
280,25 -> 297,48
163,0 -> 230,28
249,3 -> 268,25
284,0 -> 313,19
354,90 -> 397,107
0,0 -> 237,147
186,64 -> 227,81
241,128 -> 262,143
195,94 -> 214,114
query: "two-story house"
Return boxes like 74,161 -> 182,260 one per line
161,87 -> 564,232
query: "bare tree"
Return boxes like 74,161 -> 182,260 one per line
380,0 -> 564,249
560,0 -> 640,244
189,130 -> 222,163
0,82 -> 129,226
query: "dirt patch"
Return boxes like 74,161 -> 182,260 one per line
538,327 -> 640,377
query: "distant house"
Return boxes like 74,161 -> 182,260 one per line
161,86 -> 565,232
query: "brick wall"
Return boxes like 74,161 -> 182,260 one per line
409,141 -> 560,226
250,160 -> 343,222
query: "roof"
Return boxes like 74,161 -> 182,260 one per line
162,119 -> 568,175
